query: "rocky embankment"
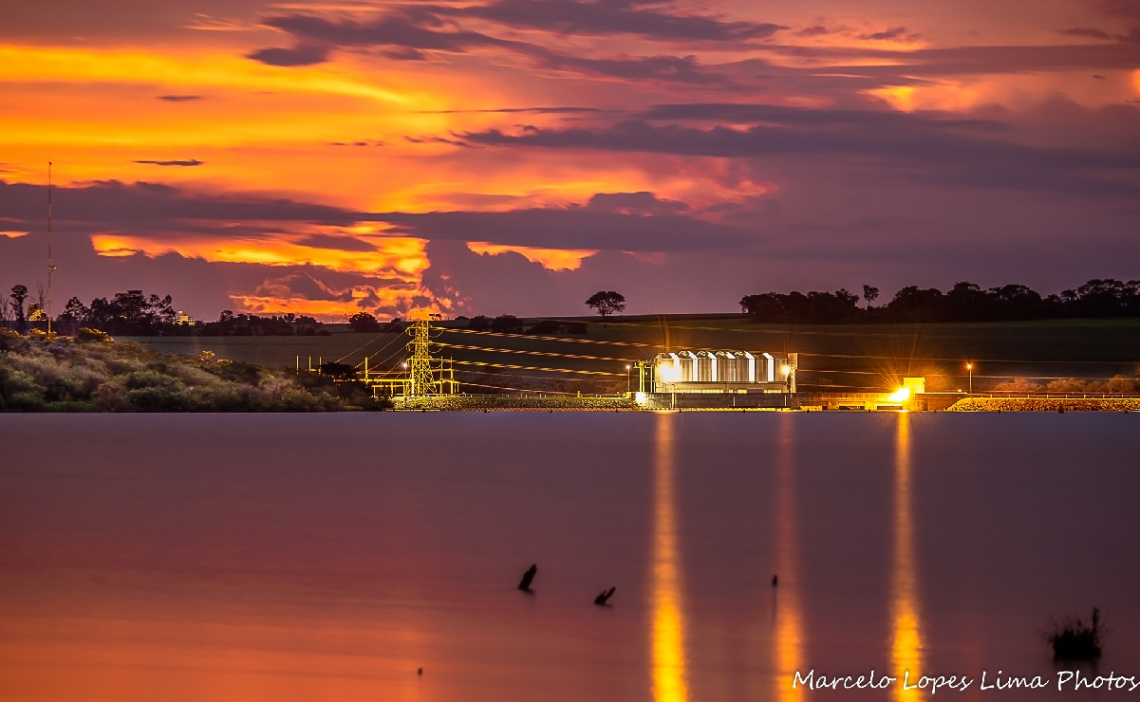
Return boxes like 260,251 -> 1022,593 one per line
948,396 -> 1139,412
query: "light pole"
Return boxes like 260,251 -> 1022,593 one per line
966,362 -> 973,396
625,364 -> 631,396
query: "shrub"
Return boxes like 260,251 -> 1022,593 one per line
1043,608 -> 1103,661
77,327 -> 112,343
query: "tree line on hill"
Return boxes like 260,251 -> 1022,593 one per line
5,277 -> 1136,336
740,279 -> 1140,324
1,286 -> 326,336
347,312 -> 589,335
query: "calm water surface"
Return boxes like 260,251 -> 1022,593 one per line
1,412 -> 1138,701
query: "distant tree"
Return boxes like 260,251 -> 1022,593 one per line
490,314 -> 523,334
586,291 -> 626,317
9,285 -> 28,325
992,377 -> 1041,393
989,283 -> 1042,320
887,286 -> 945,322
318,362 -> 357,379
862,285 -> 879,307
526,320 -> 563,334
348,312 -> 381,333
1106,374 -> 1137,393
1065,279 -> 1138,317
467,315 -> 491,331
1046,378 -> 1087,393
741,290 -> 858,323
59,297 -> 90,330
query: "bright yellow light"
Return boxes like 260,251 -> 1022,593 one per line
966,363 -> 973,370
888,387 -> 911,403
657,362 -> 681,383
781,365 -> 791,376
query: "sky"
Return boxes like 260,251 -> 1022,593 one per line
1,0 -> 1138,321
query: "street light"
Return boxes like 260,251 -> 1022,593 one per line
625,364 -> 632,396
966,362 -> 973,395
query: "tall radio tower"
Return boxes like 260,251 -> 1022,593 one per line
47,161 -> 55,336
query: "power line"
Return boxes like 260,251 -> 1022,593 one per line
437,341 -> 637,363
441,327 -> 659,347
451,359 -> 620,376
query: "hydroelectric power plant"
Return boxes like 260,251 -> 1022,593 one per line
636,350 -> 798,409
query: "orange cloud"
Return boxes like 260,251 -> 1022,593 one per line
90,230 -> 430,280
466,242 -> 598,271
87,229 -> 448,319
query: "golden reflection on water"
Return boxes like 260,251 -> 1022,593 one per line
891,413 -> 925,701
773,413 -> 805,702
650,412 -> 688,702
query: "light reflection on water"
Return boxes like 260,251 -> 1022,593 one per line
1,412 -> 1138,701
890,413 -> 925,701
774,413 -> 805,702
651,413 -> 688,702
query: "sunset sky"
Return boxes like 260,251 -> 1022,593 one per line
1,0 -> 1138,321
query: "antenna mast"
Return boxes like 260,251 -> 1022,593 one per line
47,161 -> 55,336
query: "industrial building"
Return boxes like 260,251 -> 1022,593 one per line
643,350 -> 797,397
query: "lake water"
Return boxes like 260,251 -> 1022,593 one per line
1,412 -> 1138,701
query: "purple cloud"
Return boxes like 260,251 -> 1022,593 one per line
858,26 -> 920,42
246,43 -> 330,67
585,191 -> 689,214
458,110 -> 1140,196
133,159 -> 205,167
259,13 -> 510,53
1059,27 -> 1115,40
438,0 -> 786,42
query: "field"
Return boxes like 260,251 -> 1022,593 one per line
121,315 -> 1140,395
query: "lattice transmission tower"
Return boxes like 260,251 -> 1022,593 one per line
405,313 -> 437,396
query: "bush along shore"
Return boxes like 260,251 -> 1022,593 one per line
948,396 -> 1140,412
0,329 -> 386,412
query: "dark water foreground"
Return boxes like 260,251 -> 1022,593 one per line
1,413 -> 1138,702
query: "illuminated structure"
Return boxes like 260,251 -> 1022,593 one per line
358,313 -> 458,397
406,314 -> 437,396
646,350 -> 797,395
403,313 -> 458,397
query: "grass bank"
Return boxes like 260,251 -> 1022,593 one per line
0,330 -> 384,412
